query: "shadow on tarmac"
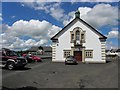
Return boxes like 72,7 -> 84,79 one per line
2,67 -> 31,71
2,86 -> 38,90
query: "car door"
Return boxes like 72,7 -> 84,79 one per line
2,52 -> 8,65
0,51 -> 2,66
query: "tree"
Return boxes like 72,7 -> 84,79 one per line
38,46 -> 44,55
38,46 -> 43,50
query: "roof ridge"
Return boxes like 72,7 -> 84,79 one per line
51,17 -> 107,40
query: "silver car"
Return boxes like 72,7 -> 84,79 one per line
65,56 -> 78,65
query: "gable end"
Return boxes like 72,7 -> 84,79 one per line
51,18 -> 78,40
51,17 -> 107,41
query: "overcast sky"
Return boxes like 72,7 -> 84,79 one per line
1,1 -> 119,50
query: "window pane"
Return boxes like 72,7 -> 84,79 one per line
81,34 -> 84,39
76,30 -> 80,40
72,34 -> 74,40
64,50 -> 71,58
85,50 -> 93,58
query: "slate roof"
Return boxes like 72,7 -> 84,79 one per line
105,49 -> 120,53
110,49 -> 120,52
43,46 -> 52,52
105,50 -> 110,53
1,48 -> 11,51
116,49 -> 120,52
27,46 -> 38,52
27,46 -> 52,52
51,17 -> 107,40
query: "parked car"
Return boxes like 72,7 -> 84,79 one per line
22,54 -> 42,63
0,49 -> 27,70
65,56 -> 78,65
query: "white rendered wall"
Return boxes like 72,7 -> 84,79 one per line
84,25 -> 102,62
54,20 -> 104,62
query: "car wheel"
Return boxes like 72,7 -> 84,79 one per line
7,62 -> 15,70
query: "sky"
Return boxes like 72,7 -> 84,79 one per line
0,1 -> 119,51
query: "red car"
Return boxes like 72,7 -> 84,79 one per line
23,54 -> 42,63
0,49 -> 27,70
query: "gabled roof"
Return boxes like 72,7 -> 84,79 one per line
116,49 -> 120,52
27,46 -> 39,52
105,50 -> 110,52
27,46 -> 52,52
43,46 -> 52,52
51,17 -> 107,40
1,48 -> 11,51
110,49 -> 120,52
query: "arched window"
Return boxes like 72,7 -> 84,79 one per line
76,30 -> 80,40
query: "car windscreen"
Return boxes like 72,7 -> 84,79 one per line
6,51 -> 18,56
67,56 -> 74,59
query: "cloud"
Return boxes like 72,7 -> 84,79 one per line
78,7 -> 92,16
63,4 -> 118,29
20,0 -> 35,2
108,28 -> 119,39
0,13 -> 2,21
106,41 -> 118,50
11,16 -> 16,19
82,4 -> 118,28
9,19 -> 62,39
21,3 -> 25,7
74,0 -> 119,2
22,2 -> 65,21
21,2 -> 118,29
106,27 -> 119,50
63,11 -> 75,26
2,0 -> 119,2
71,0 -> 119,2
1,19 -> 61,50
1,2 -> 118,50
50,7 -> 64,21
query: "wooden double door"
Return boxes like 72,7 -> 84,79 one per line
74,51 -> 82,61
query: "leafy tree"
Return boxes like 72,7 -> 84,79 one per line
38,46 -> 43,50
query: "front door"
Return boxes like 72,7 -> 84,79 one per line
74,51 -> 82,61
